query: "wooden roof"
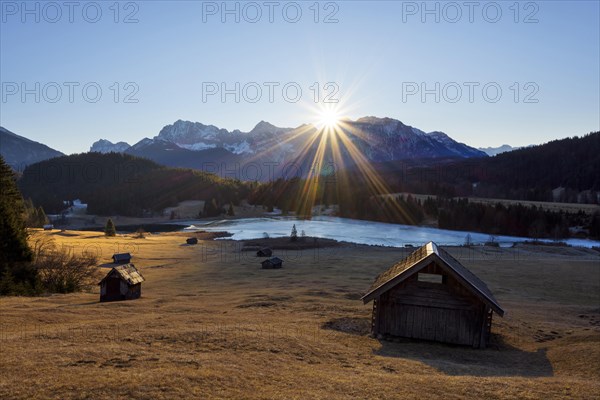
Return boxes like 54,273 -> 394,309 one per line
361,242 -> 504,316
99,264 -> 145,286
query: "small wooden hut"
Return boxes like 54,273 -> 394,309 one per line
362,242 -> 504,348
186,237 -> 198,245
98,264 -> 145,302
256,247 -> 272,257
112,252 -> 131,264
261,257 -> 283,269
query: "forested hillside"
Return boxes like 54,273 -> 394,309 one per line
379,131 -> 600,202
18,153 -> 252,216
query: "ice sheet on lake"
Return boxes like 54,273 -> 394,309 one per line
179,216 -> 600,248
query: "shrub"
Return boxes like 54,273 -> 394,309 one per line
31,235 -> 100,293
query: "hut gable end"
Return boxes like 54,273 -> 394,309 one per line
362,242 -> 504,316
362,242 -> 504,348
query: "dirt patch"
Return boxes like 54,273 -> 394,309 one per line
343,292 -> 363,300
237,294 -> 292,308
237,301 -> 279,308
241,236 -> 345,251
303,289 -> 335,298
322,317 -> 371,336
169,231 -> 232,240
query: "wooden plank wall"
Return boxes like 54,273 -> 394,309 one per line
375,261 -> 486,346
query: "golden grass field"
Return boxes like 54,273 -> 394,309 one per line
1,231 -> 599,399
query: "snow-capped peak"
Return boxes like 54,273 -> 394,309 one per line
90,139 -> 131,153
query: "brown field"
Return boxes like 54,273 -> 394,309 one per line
1,231 -> 599,399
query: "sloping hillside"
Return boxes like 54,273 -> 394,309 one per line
18,152 -> 251,216
0,127 -> 64,169
376,132 -> 600,202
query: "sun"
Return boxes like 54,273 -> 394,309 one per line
316,108 -> 341,130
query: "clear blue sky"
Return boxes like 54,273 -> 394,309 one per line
1,0 -> 599,154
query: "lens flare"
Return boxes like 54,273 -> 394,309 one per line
246,98 -> 415,224
316,108 -> 341,130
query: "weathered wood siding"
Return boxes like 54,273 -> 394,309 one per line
126,283 -> 142,300
100,276 -> 142,302
374,261 -> 487,347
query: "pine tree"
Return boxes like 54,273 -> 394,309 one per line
203,198 -> 220,217
464,233 -> 472,247
36,206 -> 48,227
590,212 -> 600,239
24,198 -> 36,227
0,156 -> 35,293
105,218 -> 116,237
290,224 -> 298,242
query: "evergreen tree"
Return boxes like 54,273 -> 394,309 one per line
227,202 -> 235,216
590,212 -> 600,239
290,224 -> 298,242
464,233 -> 472,247
0,156 -> 35,293
36,206 -> 48,227
105,218 -> 116,237
203,198 -> 220,217
24,198 -> 36,227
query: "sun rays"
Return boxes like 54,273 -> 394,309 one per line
283,103 -> 417,224
243,100 -> 416,224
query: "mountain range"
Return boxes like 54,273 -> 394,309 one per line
2,117 -> 494,179
477,144 -> 520,156
88,117 -> 487,179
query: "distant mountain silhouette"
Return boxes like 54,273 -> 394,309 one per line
0,126 -> 64,170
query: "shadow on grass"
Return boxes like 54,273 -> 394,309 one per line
58,301 -> 100,307
323,317 -> 553,377
374,333 -> 553,377
50,231 -> 82,237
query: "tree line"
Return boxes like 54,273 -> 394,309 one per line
18,152 -> 254,218
1,156 -> 99,295
373,131 -> 600,203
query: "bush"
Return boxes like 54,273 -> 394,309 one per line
135,227 -> 146,239
31,235 -> 100,293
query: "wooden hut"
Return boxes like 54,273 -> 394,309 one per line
261,257 -> 283,269
98,264 -> 145,302
186,237 -> 198,245
362,242 -> 504,348
112,253 -> 131,264
256,247 -> 272,257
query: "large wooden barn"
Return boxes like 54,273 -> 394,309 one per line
362,242 -> 504,348
98,264 -> 145,302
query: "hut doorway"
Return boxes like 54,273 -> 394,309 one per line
105,277 -> 122,301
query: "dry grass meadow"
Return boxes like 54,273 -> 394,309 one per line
1,231 -> 599,399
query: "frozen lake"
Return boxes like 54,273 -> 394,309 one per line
174,216 -> 600,249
